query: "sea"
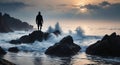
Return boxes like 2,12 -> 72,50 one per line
1,28 -> 120,65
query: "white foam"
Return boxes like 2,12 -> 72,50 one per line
0,26 -> 101,52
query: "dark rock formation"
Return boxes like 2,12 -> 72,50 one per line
0,12 -> 33,32
45,35 -> 81,57
3,13 -> 33,31
0,58 -> 16,65
0,12 -> 13,33
0,47 -> 15,65
86,32 -> 120,57
10,31 -> 50,44
0,47 -> 7,56
53,30 -> 61,36
10,40 -> 21,44
8,47 -> 19,53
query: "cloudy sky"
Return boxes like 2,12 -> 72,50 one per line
0,0 -> 120,29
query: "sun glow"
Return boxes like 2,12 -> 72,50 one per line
75,0 -> 86,6
74,0 -> 89,13
80,8 -> 88,13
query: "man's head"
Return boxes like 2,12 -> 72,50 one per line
38,11 -> 41,15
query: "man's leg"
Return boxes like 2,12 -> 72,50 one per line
40,24 -> 42,31
38,24 -> 39,30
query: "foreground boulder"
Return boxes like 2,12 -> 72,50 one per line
0,47 -> 7,56
86,32 -> 120,57
10,31 -> 49,44
0,47 -> 15,65
0,58 -> 15,65
8,47 -> 19,53
45,35 -> 81,57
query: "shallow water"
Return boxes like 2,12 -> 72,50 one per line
1,31 -> 120,65
4,52 -> 120,65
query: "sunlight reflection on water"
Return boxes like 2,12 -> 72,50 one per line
4,52 -> 120,65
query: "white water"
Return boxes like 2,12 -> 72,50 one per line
1,28 -> 120,65
0,28 -> 101,52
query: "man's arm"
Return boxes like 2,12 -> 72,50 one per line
36,16 -> 38,24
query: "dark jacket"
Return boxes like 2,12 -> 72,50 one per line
36,14 -> 43,26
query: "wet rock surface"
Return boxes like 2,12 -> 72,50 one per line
86,32 -> 120,57
0,47 -> 6,56
45,35 -> 81,57
10,31 -> 50,44
8,47 -> 19,53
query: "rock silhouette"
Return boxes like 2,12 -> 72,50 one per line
0,58 -> 16,65
45,35 -> 81,57
0,47 -> 15,65
0,47 -> 6,56
0,12 -> 33,32
86,32 -> 120,57
0,12 -> 13,33
10,31 -> 49,44
8,47 -> 19,53
3,13 -> 33,31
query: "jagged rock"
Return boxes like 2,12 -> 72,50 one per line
8,47 -> 19,53
10,31 -> 50,44
0,12 -> 33,32
9,40 -> 21,44
53,30 -> 61,36
0,47 -> 7,56
0,12 -> 13,33
86,32 -> 120,57
45,35 -> 81,57
0,58 -> 16,65
3,13 -> 33,31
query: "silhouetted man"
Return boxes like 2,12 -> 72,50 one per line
36,11 -> 43,31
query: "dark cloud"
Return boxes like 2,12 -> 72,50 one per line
99,1 -> 111,6
82,4 -> 101,10
81,1 -> 120,20
0,0 -> 120,21
82,1 -> 111,9
0,2 -> 29,12
54,1 -> 120,20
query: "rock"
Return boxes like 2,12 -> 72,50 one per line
19,35 -> 32,43
10,40 -> 21,44
0,12 -> 33,33
0,58 -> 16,65
8,47 -> 19,53
45,35 -> 81,57
0,12 -> 13,33
0,12 -> 33,32
60,35 -> 73,44
0,47 -> 7,56
10,31 -> 50,44
53,30 -> 61,36
3,13 -> 33,31
86,32 -> 120,57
